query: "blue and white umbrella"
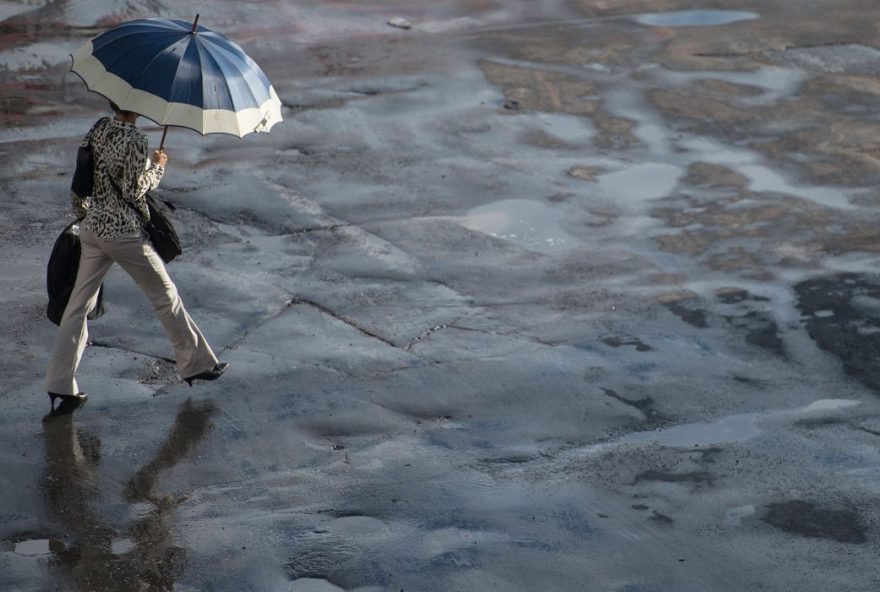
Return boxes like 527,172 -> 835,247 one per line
71,15 -> 282,140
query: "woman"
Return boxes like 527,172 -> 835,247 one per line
45,101 -> 227,414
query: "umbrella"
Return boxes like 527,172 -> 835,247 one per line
70,15 -> 282,146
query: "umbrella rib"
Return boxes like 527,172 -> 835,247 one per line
201,37 -> 264,109
163,38 -> 200,125
135,40 -> 186,108
211,38 -> 269,86
193,39 -> 241,134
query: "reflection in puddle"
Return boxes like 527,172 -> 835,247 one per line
635,10 -> 758,28
36,399 -> 217,590
461,199 -> 576,252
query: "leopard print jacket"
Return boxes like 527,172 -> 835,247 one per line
71,117 -> 165,240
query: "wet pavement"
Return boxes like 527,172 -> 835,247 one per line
2,0 -> 880,590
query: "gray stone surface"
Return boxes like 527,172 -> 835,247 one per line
1,1 -> 879,590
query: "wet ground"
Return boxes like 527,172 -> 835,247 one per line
2,0 -> 880,590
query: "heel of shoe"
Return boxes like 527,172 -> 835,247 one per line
48,392 -> 88,404
182,362 -> 228,386
45,392 -> 88,418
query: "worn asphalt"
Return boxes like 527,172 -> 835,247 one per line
2,1 -> 880,590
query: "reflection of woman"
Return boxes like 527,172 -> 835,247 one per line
42,399 -> 216,590
42,414 -> 119,589
45,101 -> 226,411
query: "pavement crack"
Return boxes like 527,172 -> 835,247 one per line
447,323 -> 559,347
88,339 -> 175,364
693,51 -> 756,58
289,298 -> 400,349
288,223 -> 352,235
221,295 -> 302,354
782,41 -> 864,51
404,318 -> 461,351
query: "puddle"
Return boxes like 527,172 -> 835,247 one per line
0,2 -> 35,21
766,44 -> 880,76
738,164 -> 854,210
724,504 -> 756,526
111,537 -> 136,555
0,40 -> 80,72
634,10 -> 758,28
659,66 -> 807,107
601,88 -> 673,155
13,539 -> 54,557
460,198 -> 576,252
801,399 -> 860,413
532,113 -> 595,146
620,399 -> 860,447
679,138 -> 855,210
327,515 -> 388,535
597,163 -> 683,204
622,411 -> 761,447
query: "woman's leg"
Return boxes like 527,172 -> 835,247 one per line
101,231 -> 219,379
46,228 -> 114,395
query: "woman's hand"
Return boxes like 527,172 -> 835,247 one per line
151,149 -> 168,167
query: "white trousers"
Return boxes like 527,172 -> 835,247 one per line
45,227 -> 218,395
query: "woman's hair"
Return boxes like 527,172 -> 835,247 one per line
108,100 -> 136,118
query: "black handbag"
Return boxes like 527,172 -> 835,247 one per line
71,145 -> 94,198
141,194 -> 182,264
70,119 -> 103,198
46,221 -> 105,325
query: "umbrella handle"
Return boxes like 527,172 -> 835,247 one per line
159,126 -> 168,150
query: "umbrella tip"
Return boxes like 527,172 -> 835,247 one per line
191,14 -> 200,33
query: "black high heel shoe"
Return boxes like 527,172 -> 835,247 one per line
46,392 -> 88,418
48,392 -> 88,405
183,362 -> 228,387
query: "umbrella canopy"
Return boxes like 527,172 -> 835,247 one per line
70,16 -> 282,138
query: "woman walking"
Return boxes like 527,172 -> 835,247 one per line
46,101 -> 227,414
